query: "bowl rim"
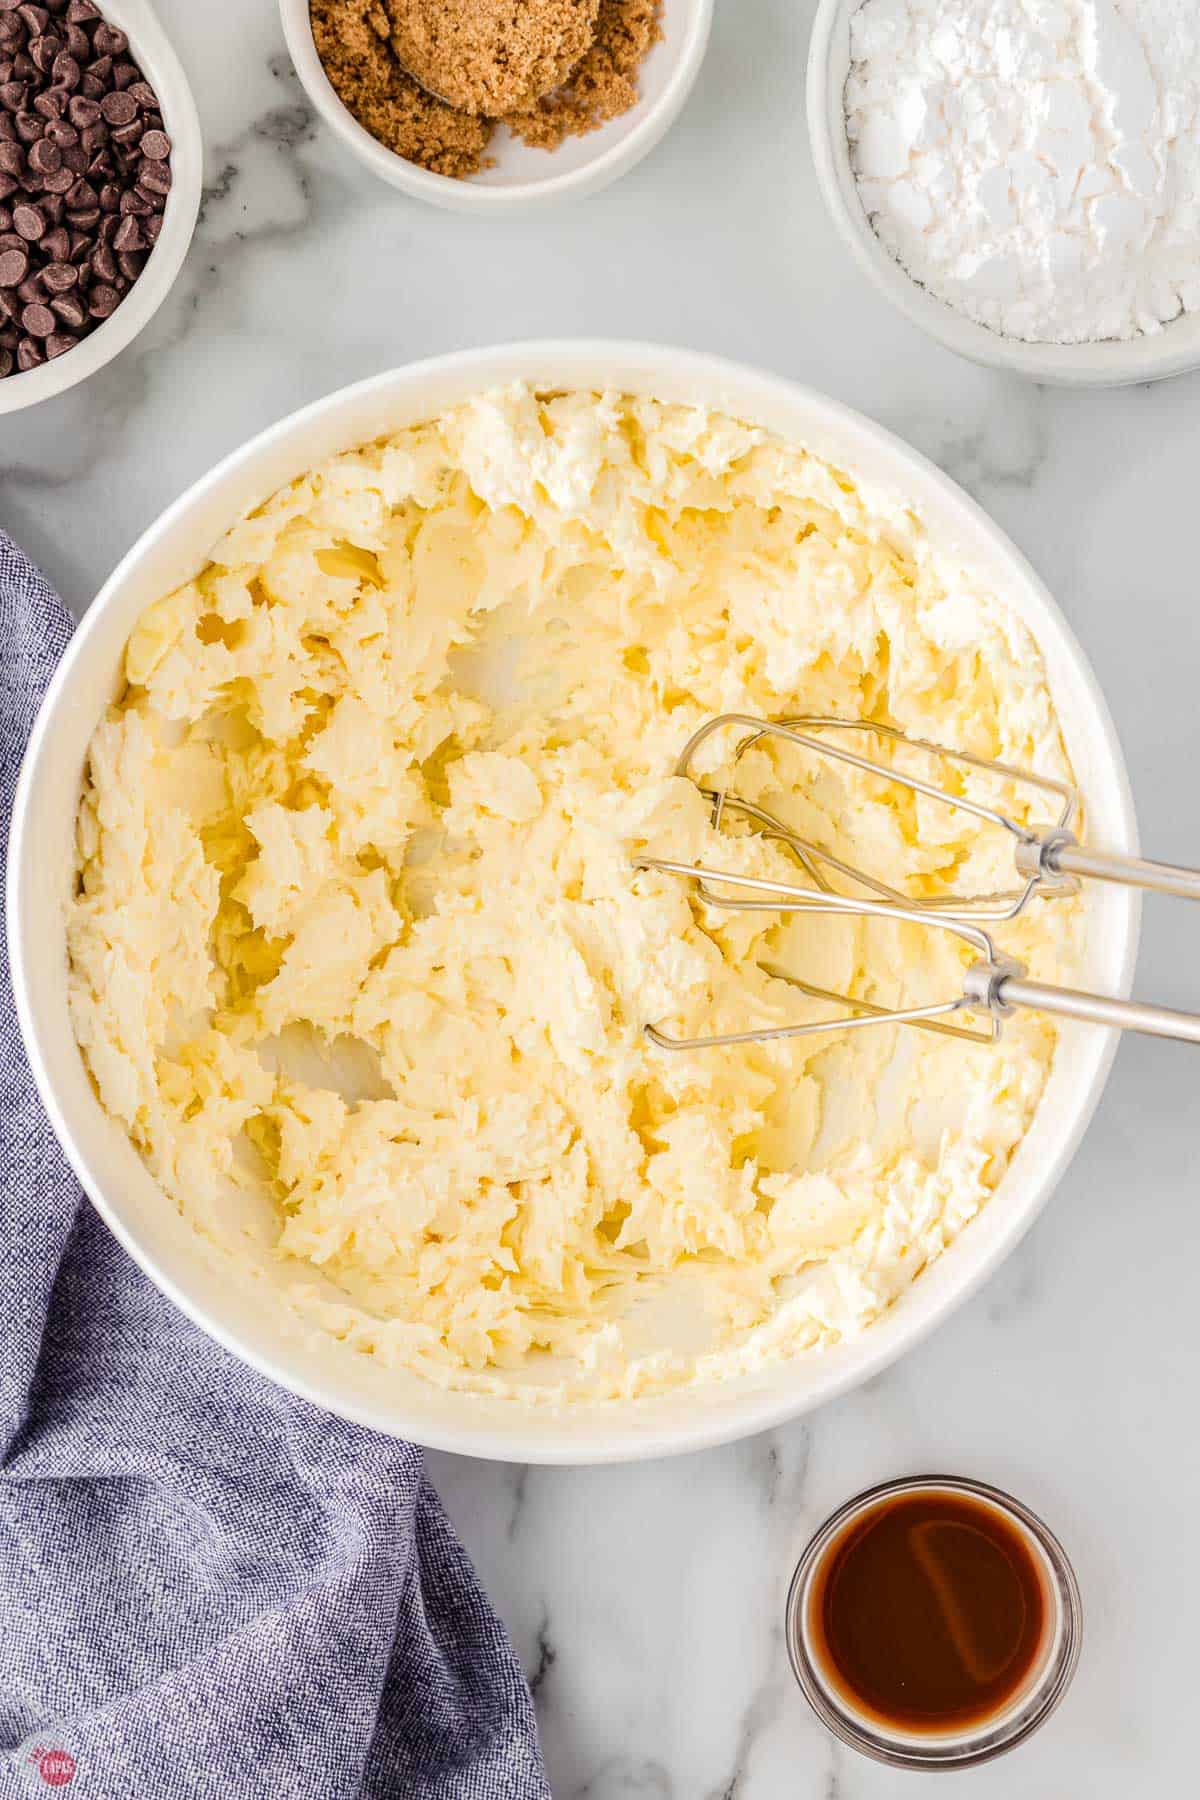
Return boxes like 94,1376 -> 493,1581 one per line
277,0 -> 715,213
6,340 -> 1141,1462
806,0 -> 1200,388
0,0 -> 203,417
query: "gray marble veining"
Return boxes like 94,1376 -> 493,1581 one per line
3,1 -> 1197,1792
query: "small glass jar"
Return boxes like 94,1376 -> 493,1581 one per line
785,1474 -> 1083,1771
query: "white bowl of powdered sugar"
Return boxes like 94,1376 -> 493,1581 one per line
808,0 -> 1200,386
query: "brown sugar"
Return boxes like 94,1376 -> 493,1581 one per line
507,0 -> 663,151
388,0 -> 601,117
308,0 -> 662,180
310,0 -> 491,179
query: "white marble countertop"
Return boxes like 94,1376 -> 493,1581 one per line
4,1 -> 1198,1792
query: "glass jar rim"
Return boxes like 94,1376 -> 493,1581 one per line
785,1474 -> 1083,1771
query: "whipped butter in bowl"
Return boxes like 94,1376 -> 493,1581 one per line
64,386 -> 1083,1407
9,346 -> 1137,1460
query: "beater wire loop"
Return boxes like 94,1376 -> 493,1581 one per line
638,713 -> 1200,1051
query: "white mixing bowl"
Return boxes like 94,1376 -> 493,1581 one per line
6,343 -> 1139,1463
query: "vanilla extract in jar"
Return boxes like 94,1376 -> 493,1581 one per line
786,1477 -> 1082,1770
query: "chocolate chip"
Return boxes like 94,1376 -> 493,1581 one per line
97,84 -> 130,124
19,296 -> 52,333
110,206 -> 136,247
48,50 -> 78,89
32,81 -> 66,117
27,134 -> 59,173
29,33 -> 61,74
137,126 -> 167,162
11,198 -> 41,236
48,284 -> 79,323
65,89 -> 95,125
136,157 -> 168,196
16,334 -> 42,367
91,22 -> 124,56
85,275 -> 114,313
45,327 -> 76,355
40,254 -> 72,287
0,241 -> 25,281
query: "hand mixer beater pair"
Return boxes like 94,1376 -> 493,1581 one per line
638,715 -> 1200,1051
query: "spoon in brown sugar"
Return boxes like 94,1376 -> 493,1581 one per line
385,0 -> 600,117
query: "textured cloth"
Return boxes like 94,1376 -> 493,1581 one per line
0,531 -> 549,1800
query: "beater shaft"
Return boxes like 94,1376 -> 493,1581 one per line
991,975 -> 1200,1045
1045,841 -> 1200,903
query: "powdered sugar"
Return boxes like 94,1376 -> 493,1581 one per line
844,0 -> 1200,344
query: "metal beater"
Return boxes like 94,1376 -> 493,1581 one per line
637,714 -> 1200,1051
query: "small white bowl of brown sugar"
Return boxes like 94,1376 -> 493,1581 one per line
279,0 -> 713,210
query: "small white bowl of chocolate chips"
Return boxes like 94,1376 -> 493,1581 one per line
0,0 -> 201,414
280,0 -> 714,213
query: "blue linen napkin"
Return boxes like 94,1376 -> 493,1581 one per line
0,530 -> 549,1800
